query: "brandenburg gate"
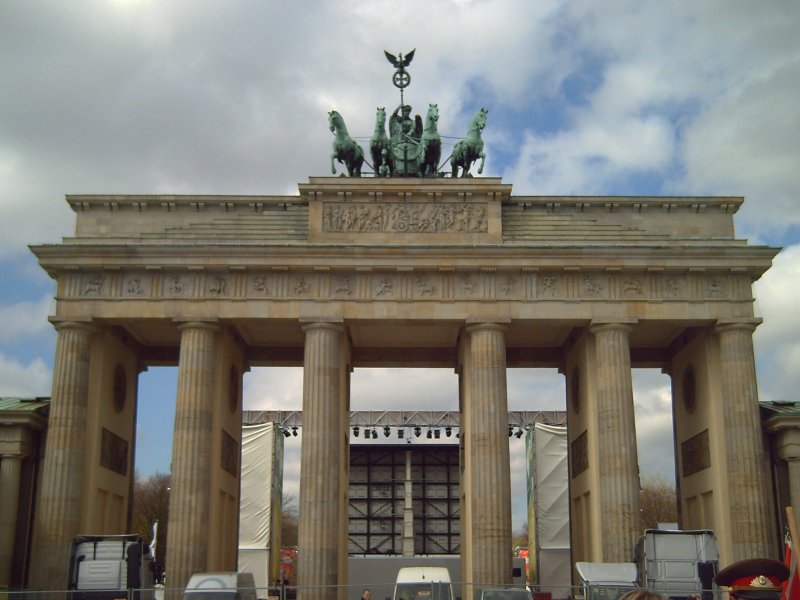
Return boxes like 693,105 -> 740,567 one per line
29,176 -> 778,593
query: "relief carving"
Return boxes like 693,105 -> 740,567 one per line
100,427 -> 128,476
334,275 -> 353,296
583,275 -> 604,296
252,275 -> 270,294
323,202 -> 487,233
168,274 -> 184,295
461,274 -> 478,296
708,277 -> 725,297
209,275 -> 227,296
294,275 -> 311,296
415,276 -> 437,297
571,430 -> 588,478
662,276 -> 683,298
623,278 -> 643,295
375,277 -> 395,297
83,275 -> 105,296
125,277 -> 144,296
540,276 -> 558,297
500,276 -> 517,296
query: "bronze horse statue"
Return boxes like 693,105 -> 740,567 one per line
370,107 -> 392,177
417,103 -> 441,177
329,110 -> 364,177
451,107 -> 488,177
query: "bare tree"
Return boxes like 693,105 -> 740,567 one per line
512,520 -> 529,549
131,472 -> 170,578
282,492 -> 299,547
640,475 -> 678,530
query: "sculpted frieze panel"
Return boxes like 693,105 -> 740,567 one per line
63,268 -> 749,305
538,275 -> 560,298
322,202 -> 488,233
124,275 -> 147,297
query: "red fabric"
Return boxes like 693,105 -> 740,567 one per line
782,537 -> 800,600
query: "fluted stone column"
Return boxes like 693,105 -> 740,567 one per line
166,321 -> 219,589
0,454 -> 23,587
787,458 -> 800,522
31,320 -> 94,590
298,323 -> 345,600
716,320 -> 773,559
591,322 -> 640,562
766,424 -> 800,530
466,323 -> 512,587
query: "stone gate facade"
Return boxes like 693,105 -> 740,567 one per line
28,177 -> 779,595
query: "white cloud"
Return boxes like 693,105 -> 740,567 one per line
0,353 -> 51,396
0,294 -> 53,343
753,245 -> 800,401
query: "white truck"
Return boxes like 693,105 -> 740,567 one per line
576,529 -> 719,600
67,534 -> 155,600
634,529 -> 718,600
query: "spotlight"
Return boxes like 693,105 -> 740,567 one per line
426,429 -> 432,439
384,426 -> 390,437
372,429 -> 378,439
398,428 -> 404,438
292,426 -> 298,437
353,426 -> 360,437
508,425 -> 513,437
515,428 -> 523,439
283,428 -> 291,438
445,426 -> 452,437
414,426 -> 421,437
434,429 -> 441,439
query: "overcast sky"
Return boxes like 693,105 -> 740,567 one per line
1,0 -> 799,531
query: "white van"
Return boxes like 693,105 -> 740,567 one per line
183,572 -> 258,600
392,567 -> 454,600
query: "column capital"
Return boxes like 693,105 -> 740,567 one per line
48,318 -> 97,334
465,321 -> 509,335
589,320 -> 636,335
300,320 -> 345,334
174,319 -> 220,333
715,318 -> 762,335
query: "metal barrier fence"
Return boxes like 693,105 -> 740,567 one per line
0,584 -> 721,600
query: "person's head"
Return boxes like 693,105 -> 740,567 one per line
363,589 -> 372,600
715,558 -> 789,600
402,105 -> 411,116
618,590 -> 664,600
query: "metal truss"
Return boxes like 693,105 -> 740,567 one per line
243,409 -> 566,428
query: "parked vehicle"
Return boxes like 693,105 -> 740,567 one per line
478,588 -> 532,600
575,562 -> 637,600
67,534 -> 155,600
634,529 -> 718,600
392,567 -> 456,600
183,572 -> 258,600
